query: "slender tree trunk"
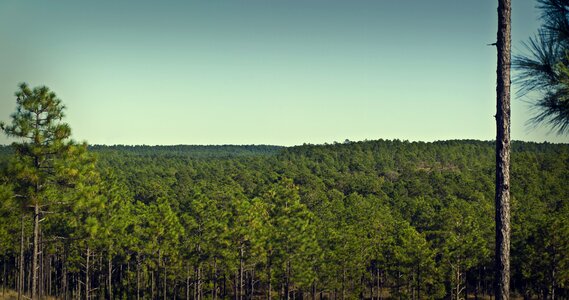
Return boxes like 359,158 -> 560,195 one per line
163,259 -> 167,300
455,264 -> 461,300
234,271 -> 238,300
285,261 -> 291,300
377,268 -> 380,300
379,270 -> 383,300
251,269 -> 255,300
312,280 -> 316,300
63,252 -> 68,300
85,246 -> 90,300
2,255 -> 5,296
48,254 -> 52,297
186,265 -> 190,300
495,0 -> 511,300
213,259 -> 218,300
417,266 -> 421,300
223,273 -> 227,298
39,234 -> 42,300
194,267 -> 198,300
137,255 -> 140,300
267,263 -> 272,300
127,260 -> 131,298
465,270 -> 469,300
551,269 -> 556,300
18,213 -> 25,300
107,253 -> 112,300
197,264 -> 202,300
152,270 -> 155,300
31,202 -> 39,300
341,267 -> 345,300
27,252 -> 31,298
240,246 -> 244,300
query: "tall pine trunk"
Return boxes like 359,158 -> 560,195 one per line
18,213 -> 25,300
85,246 -> 90,300
31,202 -> 39,300
239,246 -> 244,300
267,261 -> 272,300
495,0 -> 511,299
136,255 -> 140,300
107,253 -> 113,300
213,259 -> 218,300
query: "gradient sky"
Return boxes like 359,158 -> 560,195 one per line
1,0 -> 567,146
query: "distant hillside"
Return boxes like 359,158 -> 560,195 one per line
89,144 -> 284,158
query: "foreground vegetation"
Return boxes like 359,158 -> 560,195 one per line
1,139 -> 568,299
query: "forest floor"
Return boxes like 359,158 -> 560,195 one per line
0,289 -> 530,300
0,290 -> 57,300
0,290 -> 17,300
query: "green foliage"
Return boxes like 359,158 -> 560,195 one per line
1,132 -> 568,299
514,0 -> 569,133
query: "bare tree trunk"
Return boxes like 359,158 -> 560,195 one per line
267,261 -> 272,300
152,270 -> 155,300
495,1 -> 511,300
2,255 -> 5,297
31,202 -> 39,300
312,280 -> 317,300
341,267 -> 345,300
234,271 -> 238,300
379,271 -> 384,300
108,253 -> 113,300
213,259 -> 218,300
417,266 -> 421,300
39,233 -> 43,300
164,260 -> 167,300
286,260 -> 291,300
85,246 -> 90,300
63,252 -> 68,300
240,246 -> 244,300
18,214 -> 25,300
197,264 -> 202,300
251,269 -> 255,300
377,268 -> 381,300
137,255 -> 140,300
186,265 -> 190,300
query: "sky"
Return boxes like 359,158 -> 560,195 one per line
0,0 -> 567,146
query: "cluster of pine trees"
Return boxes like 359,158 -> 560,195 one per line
1,138 -> 568,299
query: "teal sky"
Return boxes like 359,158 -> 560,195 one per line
1,0 -> 567,146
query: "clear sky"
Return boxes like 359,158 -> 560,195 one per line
1,0 -> 567,146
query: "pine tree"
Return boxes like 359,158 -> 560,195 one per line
0,83 -> 85,300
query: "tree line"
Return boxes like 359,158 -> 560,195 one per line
0,86 -> 567,299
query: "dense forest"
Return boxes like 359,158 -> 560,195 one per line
1,139 -> 568,299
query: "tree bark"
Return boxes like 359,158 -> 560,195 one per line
136,255 -> 140,300
18,214 -> 25,300
197,264 -> 202,300
312,280 -> 316,300
186,265 -> 190,300
495,0 -> 511,300
267,263 -> 272,300
286,261 -> 291,300
85,246 -> 90,300
163,259 -> 167,300
63,252 -> 68,300
31,202 -> 39,300
108,253 -> 113,300
213,259 -> 218,300
240,246 -> 244,300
